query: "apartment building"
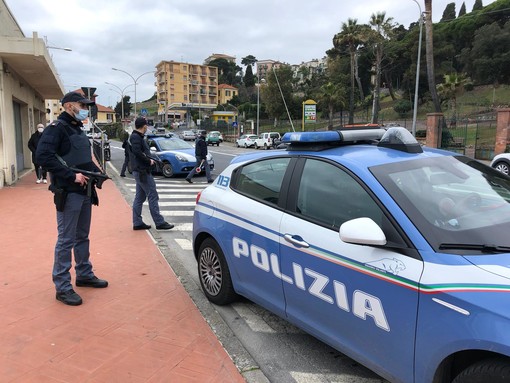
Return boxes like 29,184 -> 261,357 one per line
256,59 -> 284,81
291,57 -> 328,84
155,60 -> 218,119
204,53 -> 236,65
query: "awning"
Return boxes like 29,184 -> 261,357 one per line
0,32 -> 65,99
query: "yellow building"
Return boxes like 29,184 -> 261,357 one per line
218,84 -> 238,105
155,60 -> 218,120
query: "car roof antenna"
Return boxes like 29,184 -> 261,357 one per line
272,66 -> 296,132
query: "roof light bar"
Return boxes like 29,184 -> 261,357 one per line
280,127 -> 422,153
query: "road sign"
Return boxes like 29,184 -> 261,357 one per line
232,121 -> 238,127
141,108 -> 148,116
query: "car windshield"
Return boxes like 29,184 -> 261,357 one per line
371,156 -> 510,254
156,138 -> 193,151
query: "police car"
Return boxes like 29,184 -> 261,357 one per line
145,135 -> 214,178
192,127 -> 510,383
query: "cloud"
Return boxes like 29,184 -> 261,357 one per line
5,0 -> 495,108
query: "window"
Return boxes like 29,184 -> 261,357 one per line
233,158 -> 290,206
296,159 -> 383,230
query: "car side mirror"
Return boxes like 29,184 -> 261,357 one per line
150,147 -> 157,152
339,217 -> 387,246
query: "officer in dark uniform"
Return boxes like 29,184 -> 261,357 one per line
129,117 -> 174,231
36,91 -> 108,306
185,130 -> 213,184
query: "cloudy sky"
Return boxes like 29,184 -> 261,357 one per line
6,0 -> 495,109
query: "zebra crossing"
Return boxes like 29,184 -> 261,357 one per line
124,177 -> 208,236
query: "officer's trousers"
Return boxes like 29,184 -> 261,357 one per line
132,171 -> 165,226
53,192 -> 95,292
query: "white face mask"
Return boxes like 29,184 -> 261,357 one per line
37,128 -> 44,133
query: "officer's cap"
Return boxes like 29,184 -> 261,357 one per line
61,91 -> 95,106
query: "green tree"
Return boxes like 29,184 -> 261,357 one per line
368,11 -> 395,123
440,3 -> 456,22
458,2 -> 466,16
333,18 -> 365,124
436,72 -> 472,118
472,0 -> 483,11
241,55 -> 257,87
208,58 -> 242,86
318,82 -> 347,129
114,95 -> 132,119
261,65 -> 296,125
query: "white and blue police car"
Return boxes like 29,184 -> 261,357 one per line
192,127 -> 510,383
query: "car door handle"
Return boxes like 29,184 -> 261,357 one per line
284,234 -> 310,248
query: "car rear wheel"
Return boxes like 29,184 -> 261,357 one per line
452,358 -> 510,383
198,238 -> 238,305
162,162 -> 174,178
264,143 -> 268,150
254,142 -> 259,149
493,161 -> 510,175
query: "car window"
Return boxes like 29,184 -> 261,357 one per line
296,159 -> 384,230
233,158 -> 291,205
157,138 -> 193,150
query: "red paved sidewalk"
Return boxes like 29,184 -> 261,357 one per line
0,171 -> 245,382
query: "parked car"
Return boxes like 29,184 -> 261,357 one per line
209,131 -> 224,142
254,132 -> 281,150
490,153 -> 510,175
236,134 -> 258,148
205,132 -> 221,146
181,130 -> 196,141
145,135 -> 214,178
193,127 -> 510,383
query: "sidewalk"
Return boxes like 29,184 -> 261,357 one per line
0,171 -> 245,382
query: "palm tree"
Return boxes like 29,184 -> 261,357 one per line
319,82 -> 347,129
424,0 -> 442,113
333,18 -> 364,124
436,72 -> 472,120
369,11 -> 394,123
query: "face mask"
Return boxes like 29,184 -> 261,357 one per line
73,108 -> 89,121
37,128 -> 44,133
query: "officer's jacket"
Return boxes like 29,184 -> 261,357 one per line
36,112 -> 100,192
128,130 -> 152,172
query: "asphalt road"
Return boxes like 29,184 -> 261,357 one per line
107,139 -> 388,383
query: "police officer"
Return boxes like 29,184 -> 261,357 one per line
36,91 -> 108,306
185,130 -> 213,184
129,117 -> 174,231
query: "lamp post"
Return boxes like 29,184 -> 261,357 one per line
256,75 -> 265,136
111,68 -> 155,117
411,0 -> 426,137
105,82 -> 133,123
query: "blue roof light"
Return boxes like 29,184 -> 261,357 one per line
280,127 -> 423,153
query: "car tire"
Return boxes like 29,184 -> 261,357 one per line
244,143 -> 248,148
452,358 -> 510,383
493,161 -> 510,175
197,238 -> 238,305
264,143 -> 268,150
162,162 -> 174,178
254,142 -> 259,149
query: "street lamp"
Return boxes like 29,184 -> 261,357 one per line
47,46 -> 72,51
411,0 -> 426,137
111,68 -> 155,116
105,82 -> 134,123
256,76 -> 266,136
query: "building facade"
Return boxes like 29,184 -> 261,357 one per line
203,53 -> 236,65
155,60 -> 219,121
256,59 -> 284,81
0,0 -> 64,187
218,84 -> 238,105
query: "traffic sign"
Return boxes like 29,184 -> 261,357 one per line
232,121 -> 238,127
141,108 -> 148,116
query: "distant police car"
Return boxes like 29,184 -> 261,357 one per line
146,135 -> 214,178
192,127 -> 510,383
